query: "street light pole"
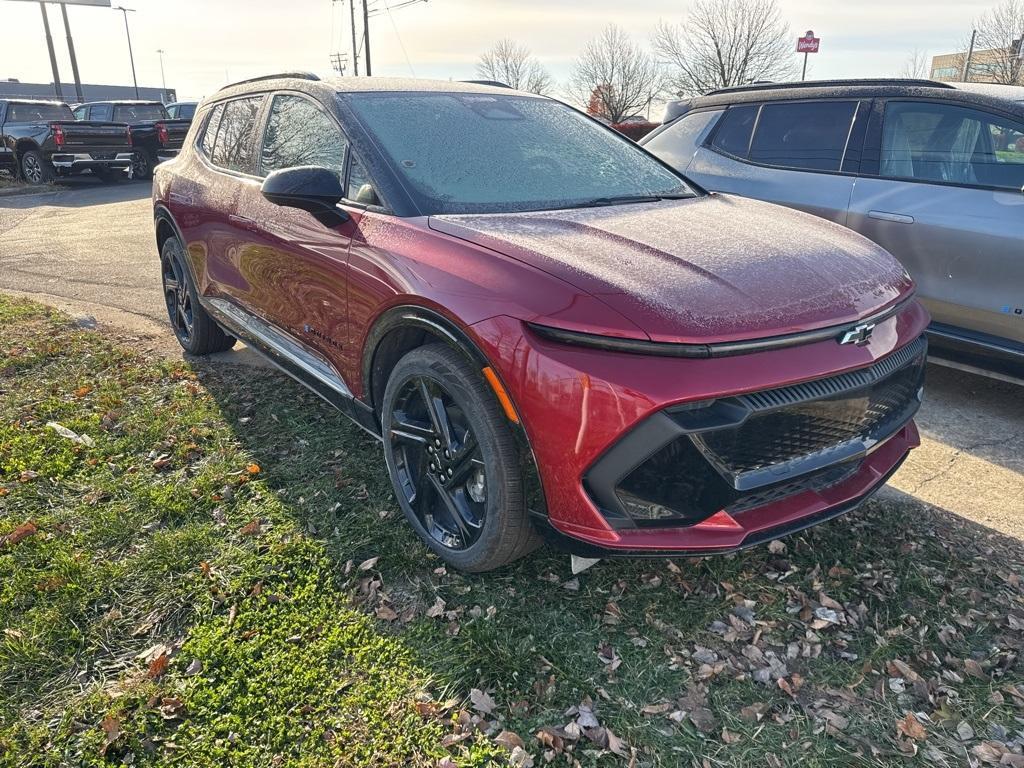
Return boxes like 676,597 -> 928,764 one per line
157,48 -> 166,92
38,2 -> 64,99
113,6 -> 139,99
59,3 -> 84,103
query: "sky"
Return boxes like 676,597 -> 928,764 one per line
0,0 -> 999,104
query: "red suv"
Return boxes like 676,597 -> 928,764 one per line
152,74 -> 928,572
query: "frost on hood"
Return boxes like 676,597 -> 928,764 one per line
434,195 -> 910,340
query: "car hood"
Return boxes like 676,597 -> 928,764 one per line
429,194 -> 913,343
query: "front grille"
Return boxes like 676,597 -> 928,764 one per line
694,347 -> 924,490
587,336 -> 926,529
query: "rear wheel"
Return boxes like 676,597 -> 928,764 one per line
20,150 -> 53,185
131,150 -> 154,180
382,344 -> 540,572
160,237 -> 235,355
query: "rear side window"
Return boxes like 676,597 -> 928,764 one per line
749,101 -> 857,171
90,104 -> 113,121
881,101 -> 1024,190
260,95 -> 347,176
710,105 -> 757,158
8,103 -> 74,122
643,109 -> 724,170
176,103 -> 196,119
211,97 -> 264,174
199,104 -> 224,160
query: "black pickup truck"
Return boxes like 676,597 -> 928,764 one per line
74,101 -> 191,180
0,99 -> 133,184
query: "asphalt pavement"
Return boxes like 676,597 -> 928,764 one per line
2,180 -> 1021,536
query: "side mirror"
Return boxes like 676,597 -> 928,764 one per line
260,166 -> 350,226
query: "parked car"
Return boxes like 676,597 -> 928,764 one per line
153,74 -> 928,572
0,98 -> 132,184
74,100 -> 191,180
165,101 -> 197,120
644,79 -> 1024,379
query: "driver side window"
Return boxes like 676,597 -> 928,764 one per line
260,95 -> 347,178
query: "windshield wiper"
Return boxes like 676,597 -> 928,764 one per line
571,193 -> 692,208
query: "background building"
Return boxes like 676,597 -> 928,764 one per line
0,79 -> 174,104
931,46 -> 1023,84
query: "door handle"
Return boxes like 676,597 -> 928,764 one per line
868,210 -> 914,225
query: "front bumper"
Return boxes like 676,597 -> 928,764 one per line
470,298 -> 931,556
51,152 -> 132,174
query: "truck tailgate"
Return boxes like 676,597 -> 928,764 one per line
156,119 -> 191,150
57,121 -> 131,152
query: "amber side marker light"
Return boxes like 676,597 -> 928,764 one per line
482,366 -> 521,424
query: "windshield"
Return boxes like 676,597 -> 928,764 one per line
344,92 -> 694,215
8,103 -> 73,122
113,104 -> 167,122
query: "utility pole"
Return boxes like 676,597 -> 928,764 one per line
962,29 -> 976,82
38,2 -> 63,99
348,0 -> 359,75
59,3 -> 84,103
113,6 -> 139,98
330,51 -> 348,75
362,0 -> 372,76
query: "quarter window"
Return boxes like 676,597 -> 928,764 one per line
211,97 -> 263,174
643,109 -> 724,170
881,101 -> 1024,190
748,101 -> 857,171
260,95 -> 347,176
710,105 -> 757,158
200,104 -> 224,160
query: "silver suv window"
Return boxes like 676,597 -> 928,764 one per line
881,101 -> 1024,190
749,101 -> 857,171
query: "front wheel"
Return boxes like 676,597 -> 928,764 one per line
381,344 -> 541,572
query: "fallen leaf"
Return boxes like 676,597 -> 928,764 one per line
640,702 -> 673,716
47,421 -> 94,447
740,703 -> 769,723
99,715 -> 120,756
1,521 -> 38,548
147,653 -> 169,679
184,658 -> 202,676
767,540 -> 787,555
896,712 -> 927,741
689,707 -> 717,733
358,556 -> 380,571
375,605 -> 399,621
246,463 -> 261,475
425,597 -> 446,618
964,658 -> 986,679
159,697 -> 186,720
509,746 -> 534,768
239,519 -> 261,537
470,687 -> 496,715
956,720 -> 975,742
495,730 -> 525,750
73,385 -> 92,398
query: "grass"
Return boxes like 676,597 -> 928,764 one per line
1,294 -> 1023,767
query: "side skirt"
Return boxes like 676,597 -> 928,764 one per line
203,297 -> 381,439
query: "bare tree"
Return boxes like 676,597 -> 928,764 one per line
569,24 -> 663,123
959,0 -> 1024,84
897,49 -> 931,79
476,39 -> 553,95
652,0 -> 796,97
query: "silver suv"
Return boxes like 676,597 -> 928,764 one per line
644,79 -> 1024,378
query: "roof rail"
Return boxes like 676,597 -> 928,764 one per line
704,78 -> 955,96
460,79 -> 512,89
219,71 -> 321,91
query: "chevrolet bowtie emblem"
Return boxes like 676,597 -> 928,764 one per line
839,322 -> 875,345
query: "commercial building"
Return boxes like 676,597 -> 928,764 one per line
0,79 -> 174,104
931,46 -> 1023,85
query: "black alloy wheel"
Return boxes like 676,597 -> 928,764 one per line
389,375 -> 488,550
131,151 -> 152,180
162,245 -> 194,346
381,344 -> 540,572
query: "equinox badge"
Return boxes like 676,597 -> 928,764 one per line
839,322 -> 875,345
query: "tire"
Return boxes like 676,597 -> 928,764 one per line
381,343 -> 541,572
19,150 -> 53,185
131,150 -> 154,181
160,237 -> 236,355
